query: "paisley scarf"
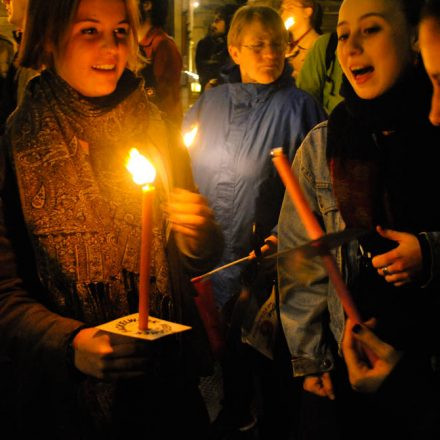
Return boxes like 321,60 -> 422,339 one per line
8,69 -> 176,325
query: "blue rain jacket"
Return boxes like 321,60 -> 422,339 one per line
184,65 -> 325,307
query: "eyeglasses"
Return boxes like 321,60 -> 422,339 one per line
240,42 -> 286,54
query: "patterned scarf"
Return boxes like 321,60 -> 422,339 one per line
8,69 -> 175,325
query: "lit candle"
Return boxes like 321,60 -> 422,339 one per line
183,125 -> 198,149
126,148 -> 157,331
284,16 -> 295,30
271,148 -> 362,324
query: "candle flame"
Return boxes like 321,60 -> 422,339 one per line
126,148 -> 156,188
284,16 -> 295,30
183,125 -> 198,148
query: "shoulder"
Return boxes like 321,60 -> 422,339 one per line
294,121 -> 329,180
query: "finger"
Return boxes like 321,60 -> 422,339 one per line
371,252 -> 393,269
376,225 -> 402,242
170,224 -> 202,238
385,272 -> 409,284
351,324 -> 395,360
321,372 -> 335,400
169,212 -> 211,228
104,342 -> 153,358
170,188 -> 203,202
168,201 -> 213,219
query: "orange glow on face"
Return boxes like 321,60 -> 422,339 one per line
126,148 -> 156,189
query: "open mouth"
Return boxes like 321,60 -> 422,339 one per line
92,64 -> 117,72
351,65 -> 374,80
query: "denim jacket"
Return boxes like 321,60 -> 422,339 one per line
278,122 -> 440,377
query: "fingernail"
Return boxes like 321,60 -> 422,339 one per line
352,324 -> 362,334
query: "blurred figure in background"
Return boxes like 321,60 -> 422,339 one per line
0,0 -> 37,133
195,3 -> 240,91
280,0 -> 322,78
296,31 -> 344,116
138,0 -> 183,126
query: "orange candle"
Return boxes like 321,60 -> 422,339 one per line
271,148 -> 362,324
126,148 -> 157,331
138,186 -> 154,330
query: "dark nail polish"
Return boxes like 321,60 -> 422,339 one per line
352,324 -> 362,334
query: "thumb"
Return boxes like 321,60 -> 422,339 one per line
376,225 -> 401,243
351,324 -> 394,360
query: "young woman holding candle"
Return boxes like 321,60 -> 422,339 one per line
277,0 -> 440,438
0,0 -> 222,438
341,0 -> 440,436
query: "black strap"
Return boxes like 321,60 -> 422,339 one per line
325,31 -> 338,72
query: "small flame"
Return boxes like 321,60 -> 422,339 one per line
183,125 -> 198,149
126,148 -> 156,188
284,16 -> 295,30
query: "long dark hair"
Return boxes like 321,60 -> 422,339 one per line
297,0 -> 323,34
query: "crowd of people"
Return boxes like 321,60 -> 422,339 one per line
1,0 -> 440,439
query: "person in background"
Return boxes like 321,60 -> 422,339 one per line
0,32 -> 13,83
138,0 -> 183,126
278,0 -> 440,438
195,3 -> 240,91
0,0 -> 223,438
280,0 -> 322,78
296,31 -> 344,115
185,5 -> 325,438
341,2 -> 440,437
0,0 -> 37,133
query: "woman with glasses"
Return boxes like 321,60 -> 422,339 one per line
184,4 -> 324,438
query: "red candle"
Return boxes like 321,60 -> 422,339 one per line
126,148 -> 157,331
138,185 -> 154,330
271,148 -> 362,324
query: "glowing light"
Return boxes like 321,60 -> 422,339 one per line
126,148 -> 156,188
193,1 -> 200,8
284,16 -> 295,30
183,125 -> 198,149
184,70 -> 200,81
191,82 -> 202,93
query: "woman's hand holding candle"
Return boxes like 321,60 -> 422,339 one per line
72,328 -> 153,380
167,188 -> 216,255
342,318 -> 403,394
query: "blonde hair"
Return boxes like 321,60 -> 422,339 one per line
227,4 -> 288,47
19,0 -> 139,70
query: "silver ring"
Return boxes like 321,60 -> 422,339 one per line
382,266 -> 389,276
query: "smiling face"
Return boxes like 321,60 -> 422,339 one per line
419,17 -> 440,126
336,0 -> 415,100
228,18 -> 286,84
51,0 -> 130,97
2,0 -> 27,27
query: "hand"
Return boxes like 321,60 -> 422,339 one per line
303,372 -> 335,400
248,235 -> 278,259
371,226 -> 423,286
73,328 -> 153,381
342,318 -> 403,393
167,188 -> 215,255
